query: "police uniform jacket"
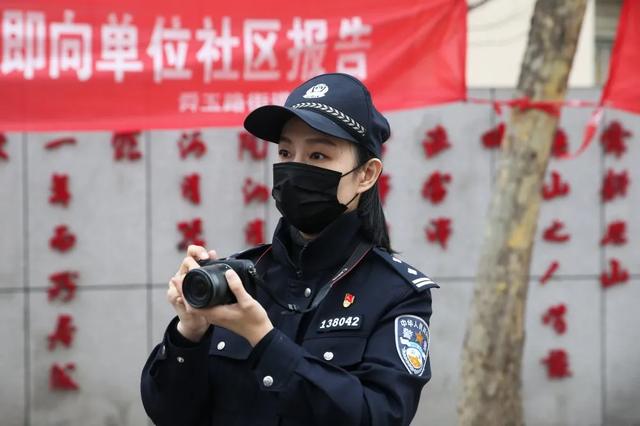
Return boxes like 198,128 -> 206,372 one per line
141,211 -> 438,426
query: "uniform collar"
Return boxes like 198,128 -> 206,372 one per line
272,210 -> 364,275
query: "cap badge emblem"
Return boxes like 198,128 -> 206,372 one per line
303,83 -> 329,99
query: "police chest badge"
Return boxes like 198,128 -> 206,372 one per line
394,315 -> 430,376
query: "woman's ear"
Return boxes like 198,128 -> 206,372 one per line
357,158 -> 383,193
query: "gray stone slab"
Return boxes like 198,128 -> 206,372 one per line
151,287 -> 176,345
531,89 -> 603,277
25,132 -> 147,288
522,279 -> 603,426
149,129 -> 269,285
383,90 -> 493,278
602,109 -> 640,275
604,279 -> 640,425
0,133 -> 24,289
412,282 -> 474,426
0,291 -> 25,426
28,288 -> 147,426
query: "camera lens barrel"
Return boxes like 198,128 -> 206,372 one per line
182,263 -> 234,309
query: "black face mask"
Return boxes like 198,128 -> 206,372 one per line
272,162 -> 360,234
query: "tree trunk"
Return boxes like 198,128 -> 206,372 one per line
458,1 -> 587,425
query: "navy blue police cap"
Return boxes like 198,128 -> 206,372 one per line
243,73 -> 391,158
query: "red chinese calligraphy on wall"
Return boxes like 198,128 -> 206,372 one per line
480,123 -> 505,149
542,220 -> 570,243
242,178 -> 269,205
600,258 -> 629,288
0,133 -> 9,160
551,128 -> 569,158
50,363 -> 79,391
49,173 -> 72,206
425,218 -> 452,249
422,125 -> 451,158
238,132 -> 268,160
542,304 -> 567,335
541,349 -> 571,379
178,131 -> 207,159
48,314 -> 76,350
49,225 -> 76,252
542,171 -> 570,200
601,169 -> 629,202
600,121 -> 631,158
177,218 -> 206,250
48,271 -> 79,302
245,219 -> 265,245
601,220 -> 627,246
378,173 -> 391,205
112,131 -> 142,161
181,173 -> 201,205
45,137 -> 77,150
540,261 -> 560,285
422,172 -> 452,204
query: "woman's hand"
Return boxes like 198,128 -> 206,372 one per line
167,245 -> 216,342
168,245 -> 274,346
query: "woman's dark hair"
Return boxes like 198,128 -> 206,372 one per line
354,144 -> 394,253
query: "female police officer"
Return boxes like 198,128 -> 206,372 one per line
141,73 -> 438,426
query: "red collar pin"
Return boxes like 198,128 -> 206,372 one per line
343,293 -> 355,308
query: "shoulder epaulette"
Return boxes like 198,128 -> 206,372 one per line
372,247 -> 439,292
228,244 -> 272,261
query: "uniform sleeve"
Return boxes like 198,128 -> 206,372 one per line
140,316 -> 214,426
250,289 -> 434,426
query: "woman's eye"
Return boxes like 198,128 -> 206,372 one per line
278,149 -> 291,158
310,152 -> 327,160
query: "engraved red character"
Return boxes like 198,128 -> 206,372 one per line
422,125 -> 451,158
245,219 -> 265,245
542,304 -> 567,335
600,258 -> 629,288
541,349 -> 571,379
378,173 -> 391,205
49,173 -> 71,206
112,131 -> 142,161
551,128 -> 569,158
601,169 -> 629,202
600,121 -> 631,158
422,172 -> 452,205
50,363 -> 79,390
48,314 -> 76,350
45,137 -> 76,150
0,133 -> 9,160
181,173 -> 201,205
178,131 -> 207,159
238,132 -> 268,160
480,123 -> 505,149
601,220 -> 627,246
542,171 -> 570,200
540,261 -> 560,285
48,271 -> 79,302
49,225 -> 76,252
425,218 -> 452,249
242,178 -> 269,205
542,220 -> 570,243
177,218 -> 206,251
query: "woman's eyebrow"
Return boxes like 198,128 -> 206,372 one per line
306,137 -> 337,147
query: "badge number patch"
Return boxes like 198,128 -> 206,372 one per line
317,315 -> 363,332
394,315 -> 430,376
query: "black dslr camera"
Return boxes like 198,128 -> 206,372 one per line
182,258 -> 258,309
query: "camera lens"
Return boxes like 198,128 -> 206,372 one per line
183,264 -> 232,308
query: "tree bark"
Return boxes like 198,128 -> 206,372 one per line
458,1 -> 587,425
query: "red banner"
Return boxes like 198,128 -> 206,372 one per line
0,0 -> 466,131
601,0 -> 640,115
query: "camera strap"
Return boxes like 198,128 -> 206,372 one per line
253,240 -> 373,315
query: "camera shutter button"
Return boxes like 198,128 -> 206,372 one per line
216,341 -> 226,351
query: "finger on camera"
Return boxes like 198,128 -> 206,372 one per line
187,244 -> 210,261
225,270 -> 251,306
178,256 -> 201,276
